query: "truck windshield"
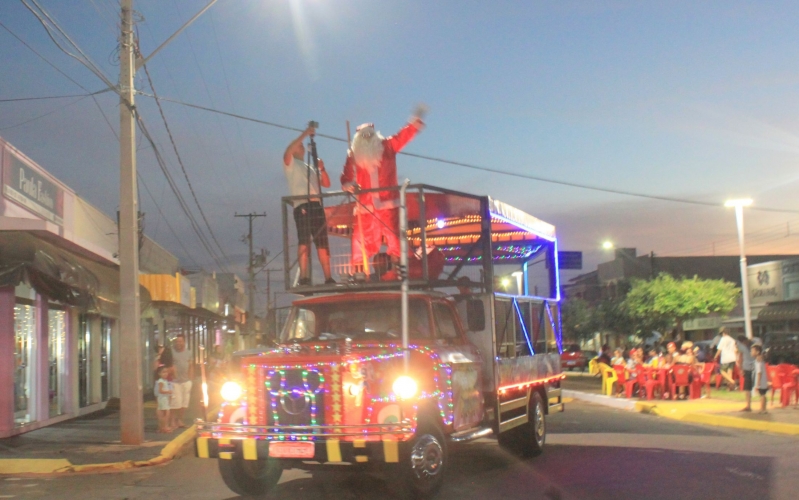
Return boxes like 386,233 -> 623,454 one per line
280,299 -> 432,343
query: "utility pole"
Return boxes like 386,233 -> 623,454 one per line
118,0 -> 143,445
235,213 -> 266,339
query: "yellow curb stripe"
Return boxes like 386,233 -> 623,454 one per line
353,439 -> 366,448
0,458 -> 72,475
242,439 -> 258,460
219,452 -> 233,460
196,437 -> 209,459
326,439 -> 342,462
383,440 -> 399,463
355,455 -> 368,463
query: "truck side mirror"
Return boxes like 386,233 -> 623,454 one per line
466,299 -> 485,331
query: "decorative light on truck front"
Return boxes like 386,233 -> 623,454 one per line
392,375 -> 418,400
221,381 -> 243,402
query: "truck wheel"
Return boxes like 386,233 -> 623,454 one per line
520,391 -> 546,457
497,391 -> 546,458
397,419 -> 447,498
218,458 -> 282,497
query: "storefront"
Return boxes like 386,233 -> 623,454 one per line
0,136 -> 177,437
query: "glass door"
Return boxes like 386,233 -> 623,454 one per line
78,315 -> 91,407
100,318 -> 112,402
14,284 -> 37,426
48,307 -> 67,417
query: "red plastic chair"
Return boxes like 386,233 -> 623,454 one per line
693,362 -> 716,399
624,366 -> 648,399
613,365 -> 628,396
671,365 -> 699,400
778,364 -> 799,404
767,365 -> 798,408
642,367 -> 663,400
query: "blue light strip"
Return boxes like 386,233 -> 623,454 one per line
544,302 -> 562,355
553,237 -> 561,301
513,298 -> 535,355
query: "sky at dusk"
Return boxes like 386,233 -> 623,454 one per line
2,0 -> 799,307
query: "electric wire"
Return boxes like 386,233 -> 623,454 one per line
138,172 -> 201,269
0,93 -> 93,102
136,114 -> 229,271
0,95 -> 89,131
138,93 -> 799,216
21,0 -> 119,95
139,52 -> 232,266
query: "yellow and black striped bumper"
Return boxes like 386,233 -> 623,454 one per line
195,437 -> 402,464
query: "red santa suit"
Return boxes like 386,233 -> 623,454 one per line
341,121 -> 422,266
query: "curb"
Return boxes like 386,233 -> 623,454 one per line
564,389 -> 799,436
562,389 -> 637,411
636,401 -> 799,436
0,426 -> 196,476
0,406 -> 217,476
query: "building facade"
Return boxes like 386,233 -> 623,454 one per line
0,136 -> 221,437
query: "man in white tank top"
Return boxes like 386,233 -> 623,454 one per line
283,125 -> 334,286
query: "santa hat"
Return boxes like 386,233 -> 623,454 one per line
356,123 -> 375,132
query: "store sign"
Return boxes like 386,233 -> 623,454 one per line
683,316 -> 723,331
3,151 -> 64,225
747,261 -> 783,307
558,251 -> 583,270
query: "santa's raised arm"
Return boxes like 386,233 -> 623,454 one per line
340,112 -> 425,265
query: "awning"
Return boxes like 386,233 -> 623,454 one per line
756,300 -> 799,322
0,231 -> 150,315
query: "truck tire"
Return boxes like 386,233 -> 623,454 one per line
520,391 -> 546,457
218,458 -> 282,497
396,419 -> 447,498
497,391 -> 546,458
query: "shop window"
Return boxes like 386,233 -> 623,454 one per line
48,306 -> 67,418
14,283 -> 37,426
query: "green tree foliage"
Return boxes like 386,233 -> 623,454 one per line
561,298 -> 594,342
624,273 -> 739,335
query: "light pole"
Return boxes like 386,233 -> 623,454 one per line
118,0 -> 219,445
725,198 -> 754,339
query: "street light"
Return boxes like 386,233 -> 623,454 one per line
725,198 -> 754,339
602,240 -> 614,250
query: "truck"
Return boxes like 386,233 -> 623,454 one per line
195,183 -> 565,498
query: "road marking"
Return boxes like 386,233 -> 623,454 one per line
726,467 -> 764,481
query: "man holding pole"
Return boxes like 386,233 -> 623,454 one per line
341,108 -> 425,273
283,124 -> 334,286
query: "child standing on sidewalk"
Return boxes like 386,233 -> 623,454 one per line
752,344 -> 769,414
155,366 -> 174,433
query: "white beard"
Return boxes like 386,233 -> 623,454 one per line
351,128 -> 385,170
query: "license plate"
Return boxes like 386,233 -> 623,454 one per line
567,361 -> 576,366
269,441 -> 315,459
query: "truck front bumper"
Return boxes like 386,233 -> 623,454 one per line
195,421 -> 414,464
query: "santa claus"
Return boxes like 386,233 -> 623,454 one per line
341,112 -> 425,270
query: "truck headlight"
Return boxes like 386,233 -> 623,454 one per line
221,381 -> 243,402
392,376 -> 418,400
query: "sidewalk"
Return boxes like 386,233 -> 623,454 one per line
0,394 -> 207,475
563,372 -> 799,435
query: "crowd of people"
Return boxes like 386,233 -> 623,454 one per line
595,327 -> 770,412
152,335 -> 229,433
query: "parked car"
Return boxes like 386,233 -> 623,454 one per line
561,344 -> 591,371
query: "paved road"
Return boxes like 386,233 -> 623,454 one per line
2,401 -> 797,500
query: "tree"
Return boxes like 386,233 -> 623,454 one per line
561,298 -> 594,342
623,273 -> 739,338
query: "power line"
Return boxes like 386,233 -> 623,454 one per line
0,93 -> 93,102
139,54 -> 232,266
0,95 -> 89,130
138,172 -> 200,269
136,114 -> 230,272
138,93 -> 799,215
